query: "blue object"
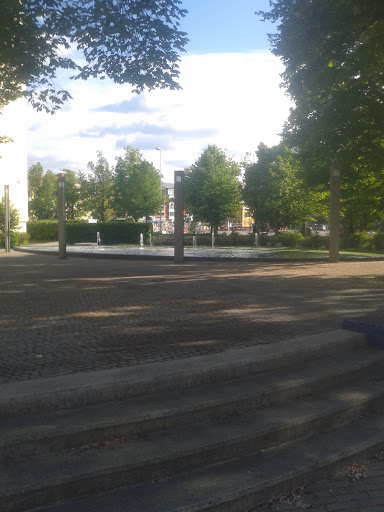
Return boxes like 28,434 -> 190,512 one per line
342,319 -> 384,348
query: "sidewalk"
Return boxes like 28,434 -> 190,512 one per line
1,249 -> 383,510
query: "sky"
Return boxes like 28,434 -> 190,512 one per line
26,0 -> 293,184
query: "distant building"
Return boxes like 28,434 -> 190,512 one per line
163,182 -> 175,229
0,99 -> 29,231
227,205 -> 254,231
152,181 -> 175,232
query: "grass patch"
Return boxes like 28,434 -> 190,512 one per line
269,247 -> 384,259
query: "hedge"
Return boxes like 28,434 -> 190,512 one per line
27,221 -> 58,242
66,221 -> 152,245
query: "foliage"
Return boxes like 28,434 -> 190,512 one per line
0,197 -> 20,237
66,221 -> 152,245
340,165 -> 384,233
340,231 -> 371,250
27,220 -> 58,241
0,0 -> 188,113
259,1 -> 384,183
278,231 -> 305,248
86,151 -> 114,222
113,146 -> 161,221
28,162 -> 44,204
28,166 -> 58,219
61,169 -> 85,220
28,163 -> 87,220
184,145 -> 242,234
340,231 -> 384,251
0,230 -> 30,247
243,144 -> 328,233
371,233 -> 384,251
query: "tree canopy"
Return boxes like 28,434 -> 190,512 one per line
86,151 -> 114,222
259,0 -> 384,181
28,164 -> 58,219
184,145 -> 242,234
0,0 -> 188,113
243,143 -> 328,233
113,146 -> 161,221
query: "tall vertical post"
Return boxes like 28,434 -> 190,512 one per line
57,173 -> 66,259
174,170 -> 184,264
156,147 -> 162,234
4,185 -> 10,252
329,161 -> 340,263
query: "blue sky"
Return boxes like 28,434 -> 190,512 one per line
26,1 -> 291,183
180,0 -> 275,53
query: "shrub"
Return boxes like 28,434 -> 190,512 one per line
370,232 -> 384,251
255,233 -> 270,247
27,221 -> 58,241
0,230 -> 30,247
66,221 -> 152,245
12,231 -> 30,246
341,231 -> 372,250
278,232 -> 305,248
310,233 -> 329,249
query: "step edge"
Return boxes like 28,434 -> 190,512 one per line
0,330 -> 365,417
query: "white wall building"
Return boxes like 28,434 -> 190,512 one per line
0,99 -> 29,232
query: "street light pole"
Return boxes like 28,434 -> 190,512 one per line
156,147 -> 162,234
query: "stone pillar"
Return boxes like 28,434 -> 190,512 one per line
329,161 -> 340,263
57,174 -> 66,259
174,170 -> 184,264
4,185 -> 10,252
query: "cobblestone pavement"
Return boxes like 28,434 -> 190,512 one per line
1,249 -> 384,510
0,250 -> 383,384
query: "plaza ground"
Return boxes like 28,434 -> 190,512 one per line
1,249 -> 383,510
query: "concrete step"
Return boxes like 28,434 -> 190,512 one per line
0,329 -> 365,417
1,358 -> 384,509
27,412 -> 384,512
1,343 -> 383,459
3,376 -> 384,511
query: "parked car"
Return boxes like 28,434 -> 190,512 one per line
313,224 -> 327,231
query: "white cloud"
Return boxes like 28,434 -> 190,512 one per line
26,51 -> 292,182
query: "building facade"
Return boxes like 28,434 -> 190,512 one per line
0,99 -> 29,232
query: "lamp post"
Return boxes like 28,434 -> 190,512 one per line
4,185 -> 10,252
57,173 -> 66,259
329,160 -> 340,263
156,147 -> 162,234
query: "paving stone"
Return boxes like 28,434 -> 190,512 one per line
1,249 -> 384,511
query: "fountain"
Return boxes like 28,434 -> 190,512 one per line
96,232 -> 101,248
140,233 -> 144,248
254,233 -> 258,248
192,236 -> 197,250
211,232 -> 215,249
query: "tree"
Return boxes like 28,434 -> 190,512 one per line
184,145 -> 242,234
113,146 -> 161,221
0,197 -> 20,233
340,164 -> 384,233
28,168 -> 57,219
0,0 -> 188,113
258,1 -> 384,181
61,169 -> 84,220
87,151 -> 114,222
243,144 -> 328,233
28,162 -> 44,204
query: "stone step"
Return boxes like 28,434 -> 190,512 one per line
1,343 -> 383,459
27,412 -> 384,512
1,366 -> 384,510
0,329 -> 365,418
